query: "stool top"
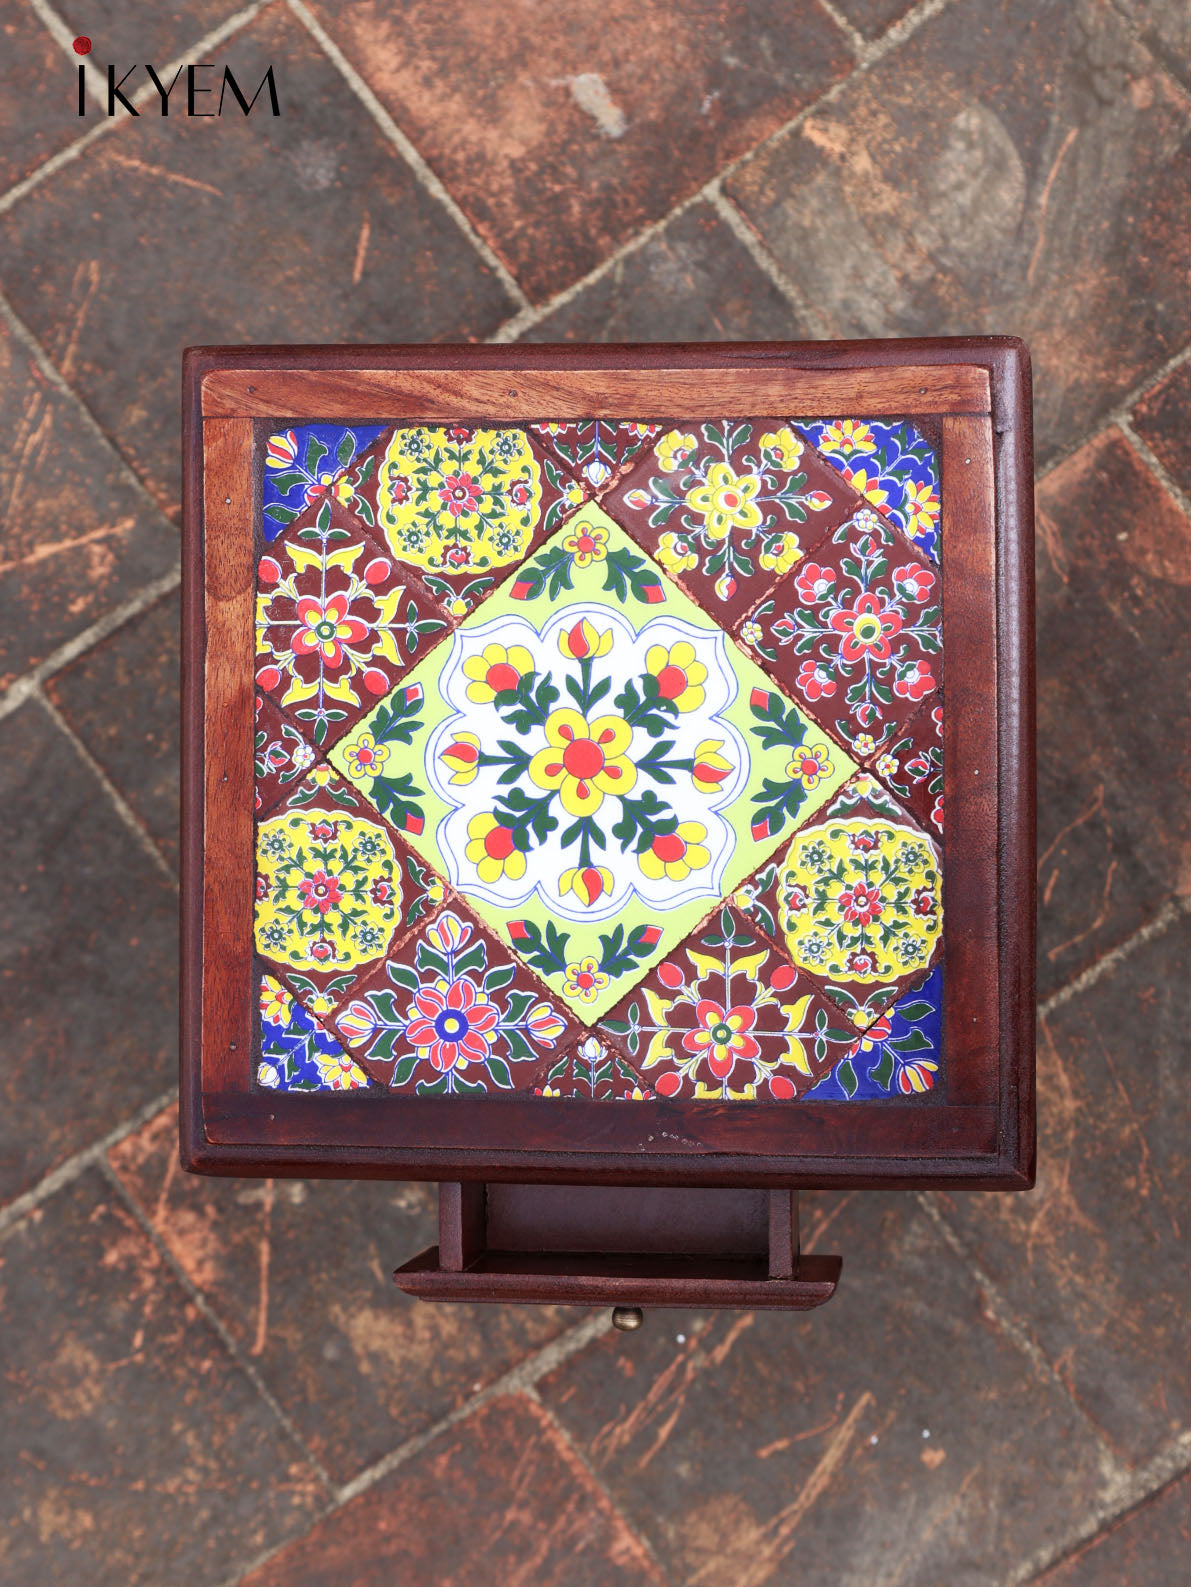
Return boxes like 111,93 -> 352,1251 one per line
182,340 -> 1034,1189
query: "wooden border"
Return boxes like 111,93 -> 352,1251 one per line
181,339 -> 1034,1190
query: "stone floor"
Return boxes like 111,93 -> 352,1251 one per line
1,1 -> 1188,1582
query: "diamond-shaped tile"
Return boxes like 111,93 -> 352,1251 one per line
254,505 -> 448,752
256,969 -> 371,1092
354,423 -> 589,617
801,417 -> 941,562
741,505 -> 941,755
598,905 -> 857,1099
531,1035 -> 653,1099
255,767 -> 443,1008
331,904 -> 578,1093
805,962 -> 943,1100
328,504 -> 857,1023
253,690 -> 318,817
872,696 -> 944,837
261,423 -> 387,540
531,421 -> 661,492
605,418 -> 853,623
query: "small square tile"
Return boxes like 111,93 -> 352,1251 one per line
607,419 -> 853,622
801,417 -> 942,562
261,423 -> 389,539
255,507 -> 448,752
355,423 -> 589,617
531,421 -> 661,492
599,905 -> 858,1099
805,961 -> 943,1099
256,970 -> 371,1093
741,505 -> 941,755
332,905 -> 578,1093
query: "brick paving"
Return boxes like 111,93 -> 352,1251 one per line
0,2 -> 1187,1582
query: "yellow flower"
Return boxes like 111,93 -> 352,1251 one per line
312,1049 -> 369,1090
465,814 -> 527,883
561,518 -> 609,568
425,874 -> 446,906
259,976 -> 292,1029
739,620 -> 762,648
685,462 -> 762,539
645,640 -> 706,713
785,743 -> 834,791
690,738 -> 734,793
557,618 -> 614,661
559,865 -> 614,907
528,708 -> 637,817
875,753 -> 898,778
822,419 -> 877,455
759,427 -> 804,470
654,531 -> 698,574
448,596 -> 470,618
759,531 -> 802,576
903,479 -> 940,540
655,430 -> 698,473
638,821 -> 711,882
844,468 -> 890,514
342,731 -> 389,781
852,734 -> 877,757
462,642 -> 534,704
562,957 -> 610,1003
427,910 -> 470,953
307,765 -> 335,788
561,479 -> 586,510
440,731 -> 481,785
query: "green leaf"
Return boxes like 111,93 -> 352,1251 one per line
835,1058 -> 858,1098
304,435 -> 328,475
336,431 -> 356,466
895,1000 -> 934,1022
390,1053 -> 419,1086
485,1054 -> 514,1090
386,961 -> 419,991
483,963 -> 516,993
263,503 -> 300,525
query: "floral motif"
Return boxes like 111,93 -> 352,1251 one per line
333,910 -> 570,1093
602,907 -> 856,1099
610,420 -> 839,611
744,508 -> 941,753
532,420 -> 660,490
807,964 -> 943,1099
256,975 -> 370,1091
256,516 -> 444,748
262,425 -> 385,539
803,417 -> 941,562
532,1035 -> 652,1099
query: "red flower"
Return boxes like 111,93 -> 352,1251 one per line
845,949 -> 878,975
911,886 -> 936,917
310,938 -> 336,963
291,594 -> 369,668
370,878 -> 395,906
298,869 -> 343,914
898,1060 -> 937,1094
905,752 -> 932,782
795,562 -> 835,604
892,563 -> 935,603
893,658 -> 935,701
405,975 -> 500,1072
837,880 -> 883,926
508,479 -> 532,506
447,425 -> 474,442
439,472 -> 483,517
848,830 -> 878,853
387,472 -> 412,504
255,873 -> 271,901
796,660 -> 835,701
930,794 -> 943,832
308,820 -> 338,842
445,543 -> 472,567
681,998 -> 760,1080
829,592 -> 902,663
303,470 -> 346,506
785,883 -> 809,915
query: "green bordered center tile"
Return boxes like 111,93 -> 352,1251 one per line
330,505 -> 855,1021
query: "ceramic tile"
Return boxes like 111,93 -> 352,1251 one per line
256,972 -> 371,1093
530,421 -> 661,492
328,504 -> 856,1023
741,504 -> 942,758
254,690 -> 319,817
800,417 -> 942,562
332,906 -> 577,1094
355,423 -> 589,616
533,1035 -> 653,1100
606,420 -> 854,622
261,424 -> 387,539
805,961 -> 943,1098
255,505 -> 448,752
599,905 -> 859,1099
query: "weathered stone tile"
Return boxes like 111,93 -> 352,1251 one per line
1034,1473 -> 1191,1587
110,1105 -> 576,1482
1112,1 -> 1191,90
0,4 -> 79,193
0,317 -> 176,692
56,0 -> 248,75
829,0 -> 919,39
46,590 -> 179,869
1035,432 -> 1191,995
1131,360 -> 1191,495
524,202 -> 811,341
0,6 -> 517,522
240,1395 -> 664,1587
941,916 -> 1191,1466
725,0 -> 1191,462
308,1 -> 852,302
538,1192 -> 1108,1587
0,703 -> 176,1207
0,1170 -> 322,1585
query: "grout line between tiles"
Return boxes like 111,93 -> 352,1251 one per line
707,186 -> 837,339
37,689 -> 178,885
1037,896 -> 1188,1020
0,562 -> 181,724
0,1088 -> 176,1239
283,0 -> 531,313
1035,340 -> 1191,485
1117,415 -> 1191,520
1008,1432 -> 1191,1587
25,0 -> 108,109
97,1154 -> 339,1499
812,0 -> 870,61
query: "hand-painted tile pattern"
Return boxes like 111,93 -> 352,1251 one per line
251,419 -> 945,1101
801,418 -> 941,562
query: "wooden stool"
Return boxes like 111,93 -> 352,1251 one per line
182,340 -> 1035,1314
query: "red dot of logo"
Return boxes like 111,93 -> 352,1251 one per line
73,35 -> 92,54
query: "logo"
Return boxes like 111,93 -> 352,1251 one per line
73,36 -> 280,117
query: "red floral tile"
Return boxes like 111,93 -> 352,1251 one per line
254,503 -> 448,751
532,1035 -> 653,1100
605,419 -> 854,623
332,903 -> 579,1093
255,767 -> 442,1010
530,421 -> 662,493
354,423 -> 589,617
873,697 -> 944,838
598,905 -> 857,1099
740,505 -> 941,756
253,690 -> 319,818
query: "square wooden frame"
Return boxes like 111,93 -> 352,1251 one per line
181,339 -> 1035,1191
